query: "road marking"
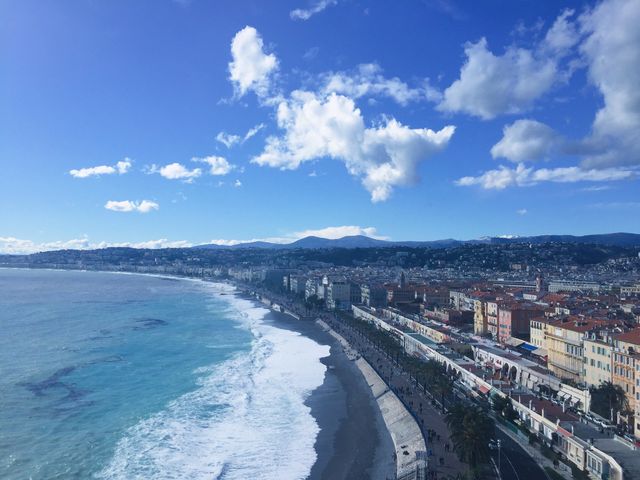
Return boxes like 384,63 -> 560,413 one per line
502,451 -> 520,480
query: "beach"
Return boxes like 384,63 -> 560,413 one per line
261,305 -> 397,480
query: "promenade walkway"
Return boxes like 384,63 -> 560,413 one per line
320,317 -> 469,479
317,320 -> 426,476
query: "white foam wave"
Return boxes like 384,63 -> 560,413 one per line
97,287 -> 329,480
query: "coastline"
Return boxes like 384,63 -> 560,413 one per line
258,305 -> 396,480
2,267 -> 398,479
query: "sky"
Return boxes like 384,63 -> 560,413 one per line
1,0 -> 639,253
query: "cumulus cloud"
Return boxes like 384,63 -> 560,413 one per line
252,91 -> 455,201
234,179 -> 242,187
437,38 -> 560,119
483,0 -> 640,170
491,119 -> 562,162
319,63 -> 442,105
151,163 -> 202,182
206,225 -> 387,246
290,0 -> 337,20
456,163 -> 635,190
104,200 -> 159,213
438,10 -> 579,120
0,236 -> 191,254
69,157 -> 132,178
192,156 -> 234,176
229,26 -> 278,99
516,208 -> 528,215
577,0 -> 640,168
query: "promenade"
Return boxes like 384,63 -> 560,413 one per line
317,320 -> 426,477
326,316 -> 469,480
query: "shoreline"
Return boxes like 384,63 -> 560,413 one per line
315,319 -> 427,477
257,303 -> 397,480
3,267 -> 400,479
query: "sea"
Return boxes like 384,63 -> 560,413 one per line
0,268 -> 330,480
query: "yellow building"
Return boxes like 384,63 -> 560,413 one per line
545,318 -> 605,383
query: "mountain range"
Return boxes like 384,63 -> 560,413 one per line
192,232 -> 640,250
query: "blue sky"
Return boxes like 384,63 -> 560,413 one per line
1,0 -> 639,253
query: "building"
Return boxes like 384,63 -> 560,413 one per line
545,318 -> 605,383
450,290 -> 473,311
548,280 -> 601,294
612,329 -> 640,437
530,317 -> 548,349
289,275 -> 307,295
360,284 -> 388,308
326,277 -> 351,310
473,294 -> 495,336
497,304 -> 543,343
487,300 -> 499,338
583,335 -> 613,388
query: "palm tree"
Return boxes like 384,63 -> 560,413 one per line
446,404 -> 494,467
590,381 -> 629,421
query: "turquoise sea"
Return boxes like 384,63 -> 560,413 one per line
0,269 -> 329,479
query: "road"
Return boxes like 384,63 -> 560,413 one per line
492,428 -> 551,480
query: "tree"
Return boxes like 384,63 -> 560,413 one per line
492,395 -> 518,422
590,381 -> 629,421
446,404 -> 495,467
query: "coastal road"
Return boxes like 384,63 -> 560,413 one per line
492,429 -> 551,480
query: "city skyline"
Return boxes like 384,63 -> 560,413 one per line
2,0 -> 639,253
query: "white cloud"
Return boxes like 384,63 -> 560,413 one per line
491,119 -> 562,162
320,63 -> 441,106
215,123 -> 265,149
215,132 -> 241,148
206,225 -> 388,246
229,26 -> 278,99
252,91 -> 455,201
290,0 -> 337,21
293,225 -> 388,240
516,208 -> 528,215
104,200 -> 159,213
0,236 -> 191,254
234,179 -> 242,187
243,123 -> 265,141
152,163 -> 202,182
192,156 -> 234,176
542,9 -> 580,55
438,38 -> 560,119
438,9 -> 580,120
456,163 -> 635,189
69,157 -> 132,178
578,0 -> 640,168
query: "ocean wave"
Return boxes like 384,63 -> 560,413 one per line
97,288 -> 329,480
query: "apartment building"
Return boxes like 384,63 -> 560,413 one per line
583,336 -> 613,388
612,329 -> 640,437
497,304 -> 543,343
530,317 -> 548,349
326,277 -> 351,310
487,300 -> 499,338
545,318 -> 605,383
